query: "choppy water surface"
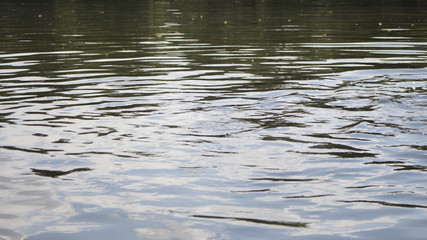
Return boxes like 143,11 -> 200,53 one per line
1,0 -> 426,239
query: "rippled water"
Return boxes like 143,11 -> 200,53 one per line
1,0 -> 426,239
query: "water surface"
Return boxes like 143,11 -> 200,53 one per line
1,0 -> 426,239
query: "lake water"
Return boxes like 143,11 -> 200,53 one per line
0,0 -> 426,239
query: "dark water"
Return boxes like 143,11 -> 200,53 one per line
1,0 -> 426,239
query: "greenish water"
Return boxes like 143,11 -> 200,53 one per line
0,0 -> 426,239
